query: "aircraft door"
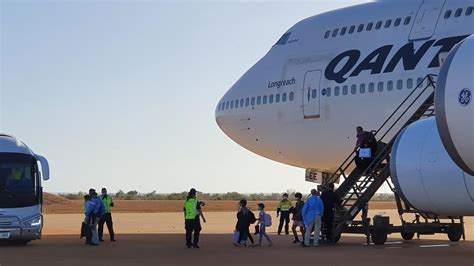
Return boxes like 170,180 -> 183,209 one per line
409,0 -> 446,41
302,70 -> 321,119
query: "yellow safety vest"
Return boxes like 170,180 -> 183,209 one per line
102,195 -> 113,213
278,199 -> 293,211
184,198 -> 198,220
10,168 -> 23,180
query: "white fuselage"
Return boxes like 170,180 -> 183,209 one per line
216,0 -> 473,173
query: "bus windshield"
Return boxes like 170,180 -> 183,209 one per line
0,153 -> 40,208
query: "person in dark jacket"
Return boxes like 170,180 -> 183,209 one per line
291,192 -> 305,244
235,199 -> 256,246
321,183 -> 341,242
354,126 -> 377,168
81,195 -> 93,245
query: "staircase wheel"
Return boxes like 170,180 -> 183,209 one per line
447,228 -> 462,242
401,232 -> 415,241
371,230 -> 387,245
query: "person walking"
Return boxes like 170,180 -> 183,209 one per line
257,203 -> 272,246
291,192 -> 305,244
354,126 -> 377,168
183,188 -> 204,248
321,183 -> 341,243
302,189 -> 324,247
277,193 -> 293,235
98,188 -> 116,242
234,199 -> 256,247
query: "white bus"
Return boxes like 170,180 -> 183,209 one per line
0,134 -> 50,244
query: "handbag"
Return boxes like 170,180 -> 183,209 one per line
233,230 -> 240,244
359,148 -> 372,158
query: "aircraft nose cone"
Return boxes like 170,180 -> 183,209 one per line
215,100 -> 229,134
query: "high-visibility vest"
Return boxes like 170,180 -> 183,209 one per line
102,195 -> 113,213
10,168 -> 23,180
278,199 -> 293,211
184,198 -> 198,220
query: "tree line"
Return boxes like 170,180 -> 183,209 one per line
58,190 -> 395,201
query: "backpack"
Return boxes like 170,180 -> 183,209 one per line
248,210 -> 257,224
264,213 -> 272,227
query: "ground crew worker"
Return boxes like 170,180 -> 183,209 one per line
9,168 -> 23,180
98,188 -> 116,242
183,188 -> 205,248
6,168 -> 26,187
277,193 -> 293,235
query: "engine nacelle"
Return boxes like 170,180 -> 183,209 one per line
435,34 -> 474,176
391,118 -> 474,216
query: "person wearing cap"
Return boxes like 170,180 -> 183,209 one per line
276,193 -> 293,235
183,188 -> 205,248
98,188 -> 116,242
291,192 -> 305,244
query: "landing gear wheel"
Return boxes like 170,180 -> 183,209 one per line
447,228 -> 462,242
333,233 -> 341,244
371,231 -> 387,245
401,232 -> 415,241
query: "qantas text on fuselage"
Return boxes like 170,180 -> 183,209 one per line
325,35 -> 468,84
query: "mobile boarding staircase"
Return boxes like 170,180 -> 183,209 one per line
321,74 -> 465,245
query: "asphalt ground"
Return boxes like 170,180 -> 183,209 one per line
0,211 -> 472,266
0,233 -> 473,266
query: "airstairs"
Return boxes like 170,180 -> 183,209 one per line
321,74 -> 465,245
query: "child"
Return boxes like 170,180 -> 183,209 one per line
257,203 -> 272,246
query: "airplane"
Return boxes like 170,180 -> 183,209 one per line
215,0 -> 474,216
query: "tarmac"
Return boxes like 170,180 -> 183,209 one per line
0,211 -> 472,266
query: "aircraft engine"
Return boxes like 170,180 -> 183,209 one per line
435,34 -> 474,176
391,117 -> 474,216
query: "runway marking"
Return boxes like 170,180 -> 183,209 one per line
419,244 -> 451,248
363,241 -> 404,245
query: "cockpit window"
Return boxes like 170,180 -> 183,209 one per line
275,32 -> 291,46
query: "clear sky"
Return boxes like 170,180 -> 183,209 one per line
1,0 -> 370,194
